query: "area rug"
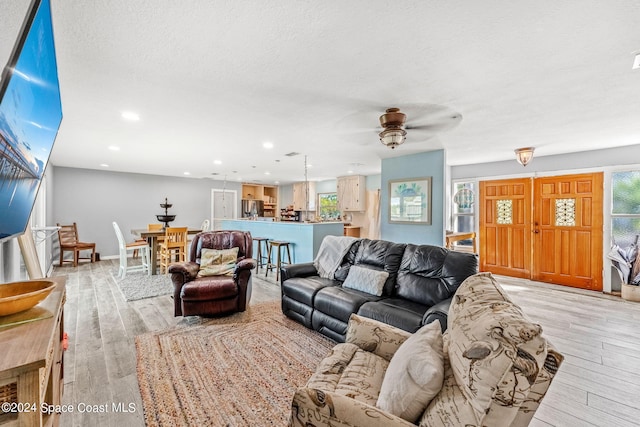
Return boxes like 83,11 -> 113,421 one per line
135,301 -> 335,426
111,271 -> 173,301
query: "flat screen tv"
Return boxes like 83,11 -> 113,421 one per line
0,0 -> 62,243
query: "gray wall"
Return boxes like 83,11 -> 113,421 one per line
52,166 -> 241,258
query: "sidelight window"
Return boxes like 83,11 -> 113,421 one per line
612,170 -> 640,248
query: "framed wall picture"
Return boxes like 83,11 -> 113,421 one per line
388,177 -> 432,224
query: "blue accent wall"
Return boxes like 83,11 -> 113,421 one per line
381,150 -> 445,245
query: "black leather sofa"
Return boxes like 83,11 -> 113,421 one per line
280,238 -> 478,342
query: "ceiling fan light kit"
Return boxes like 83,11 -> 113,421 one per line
379,127 -> 407,149
379,107 -> 408,149
515,147 -> 535,166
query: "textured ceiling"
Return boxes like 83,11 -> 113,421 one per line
2,1 -> 640,184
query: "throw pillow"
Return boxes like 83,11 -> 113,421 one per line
376,321 -> 445,423
197,247 -> 239,277
341,265 -> 389,296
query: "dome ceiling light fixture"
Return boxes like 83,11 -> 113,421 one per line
515,147 -> 535,166
379,108 -> 407,149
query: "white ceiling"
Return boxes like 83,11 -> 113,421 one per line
2,1 -> 640,185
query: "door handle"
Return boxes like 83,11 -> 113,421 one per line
534,229 -> 540,233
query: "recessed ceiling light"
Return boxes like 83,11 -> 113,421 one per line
263,142 -> 274,149
121,111 -> 140,121
213,160 -> 222,165
108,145 -> 120,151
347,170 -> 354,174
307,164 -> 313,168
100,163 -> 109,167
183,172 -> 190,176
264,171 -> 271,175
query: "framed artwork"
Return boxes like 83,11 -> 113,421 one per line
388,177 -> 432,224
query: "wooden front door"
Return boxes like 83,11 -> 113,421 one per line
479,173 -> 603,291
532,173 -> 603,290
479,178 -> 532,278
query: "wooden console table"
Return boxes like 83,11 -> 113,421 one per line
0,277 -> 65,427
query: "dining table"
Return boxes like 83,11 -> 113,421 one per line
131,227 -> 202,275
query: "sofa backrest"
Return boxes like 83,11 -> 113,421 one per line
334,239 -> 406,295
190,230 -> 253,263
421,272 -> 563,427
395,244 -> 478,306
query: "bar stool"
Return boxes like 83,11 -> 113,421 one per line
253,237 -> 269,270
265,240 -> 292,282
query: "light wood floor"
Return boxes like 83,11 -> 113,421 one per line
53,259 -> 640,427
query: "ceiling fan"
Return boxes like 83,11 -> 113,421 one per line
335,103 -> 462,150
378,106 -> 462,149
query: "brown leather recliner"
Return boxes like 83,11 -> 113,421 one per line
168,230 -> 256,317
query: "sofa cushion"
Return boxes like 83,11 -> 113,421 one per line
345,314 -> 411,362
180,276 -> 237,301
425,272 -> 552,426
314,286 -> 383,323
357,298 -> 426,333
282,275 -> 338,306
306,342 -> 389,407
350,239 -> 406,295
342,265 -> 389,296
395,244 -> 478,306
377,320 -> 444,423
197,247 -> 238,277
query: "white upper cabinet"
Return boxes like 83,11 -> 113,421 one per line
337,175 -> 366,212
292,181 -> 316,211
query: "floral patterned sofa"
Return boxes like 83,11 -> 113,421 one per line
289,272 -> 564,427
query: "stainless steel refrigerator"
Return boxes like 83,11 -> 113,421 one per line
241,199 -> 264,218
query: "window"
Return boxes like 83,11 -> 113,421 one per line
451,181 -> 476,234
612,170 -> 640,248
317,193 -> 339,220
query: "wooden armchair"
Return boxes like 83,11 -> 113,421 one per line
56,222 -> 96,267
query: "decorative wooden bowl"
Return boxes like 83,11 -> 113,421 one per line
0,280 -> 56,317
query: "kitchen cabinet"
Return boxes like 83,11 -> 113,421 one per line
337,175 -> 366,212
343,226 -> 361,238
242,184 -> 278,217
292,181 -> 316,211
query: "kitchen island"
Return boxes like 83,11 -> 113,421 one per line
220,219 -> 344,263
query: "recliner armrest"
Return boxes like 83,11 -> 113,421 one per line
290,388 -> 414,427
280,262 -> 318,282
237,258 -> 257,271
422,297 -> 452,333
168,261 -> 200,281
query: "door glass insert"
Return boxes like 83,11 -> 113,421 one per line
555,198 -> 576,226
497,199 -> 513,224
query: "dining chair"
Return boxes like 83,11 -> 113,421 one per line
143,223 -> 165,261
159,226 -> 188,274
113,222 -> 150,278
56,222 -> 96,267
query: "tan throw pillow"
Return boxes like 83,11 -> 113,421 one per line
198,247 -> 239,277
342,265 -> 389,296
376,320 -> 445,422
